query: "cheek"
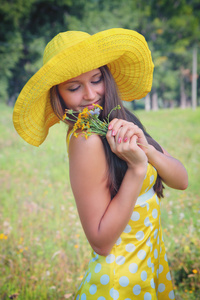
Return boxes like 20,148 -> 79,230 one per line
99,83 -> 105,95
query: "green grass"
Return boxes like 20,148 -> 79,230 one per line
0,103 -> 200,299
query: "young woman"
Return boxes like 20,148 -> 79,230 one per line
13,28 -> 188,300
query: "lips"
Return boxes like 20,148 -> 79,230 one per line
81,99 -> 102,109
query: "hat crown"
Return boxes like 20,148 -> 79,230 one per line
43,31 -> 91,65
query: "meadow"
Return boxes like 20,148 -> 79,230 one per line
0,102 -> 199,299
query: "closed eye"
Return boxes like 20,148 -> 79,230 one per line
92,76 -> 103,84
68,85 -> 80,92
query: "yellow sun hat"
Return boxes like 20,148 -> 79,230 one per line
13,28 -> 154,146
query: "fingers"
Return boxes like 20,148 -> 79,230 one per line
106,119 -> 149,160
107,118 -> 143,144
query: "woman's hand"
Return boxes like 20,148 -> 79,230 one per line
106,118 -> 148,169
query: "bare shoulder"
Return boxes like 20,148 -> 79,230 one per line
68,133 -> 106,163
68,134 -> 111,244
68,133 -> 108,189
69,132 -> 104,153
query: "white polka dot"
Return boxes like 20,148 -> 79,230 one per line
144,217 -> 150,227
123,224 -> 131,233
98,297 -> 106,300
78,282 -> 83,291
141,270 -> 147,281
95,263 -> 101,273
150,175 -> 154,184
92,254 -> 99,262
119,276 -> 129,287
147,257 -> 152,268
157,236 -> 159,245
115,237 -> 121,246
137,250 -> 146,260
110,288 -> 119,300
125,243 -> 135,252
125,299 -> 131,300
133,284 -> 141,295
100,274 -> 110,285
164,253 -> 168,261
159,265 -> 163,274
152,209 -> 158,219
131,211 -> 140,221
76,295 -> 79,300
129,263 -> 138,273
158,283 -> 165,293
144,292 -> 152,300
116,255 -> 125,265
136,231 -> 144,241
154,249 -> 158,259
86,273 -> 91,282
137,187 -> 155,205
166,272 -> 171,281
154,229 -> 158,238
169,290 -> 175,299
156,195 -> 159,204
106,254 -> 115,264
146,237 -> 152,247
156,269 -> 159,278
81,294 -> 86,300
89,284 -> 97,295
150,278 -> 155,288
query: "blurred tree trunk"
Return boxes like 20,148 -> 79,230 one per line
180,68 -> 187,109
192,46 -> 197,110
145,93 -> 151,111
152,90 -> 158,111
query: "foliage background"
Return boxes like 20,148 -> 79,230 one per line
0,0 -> 199,109
0,0 -> 200,299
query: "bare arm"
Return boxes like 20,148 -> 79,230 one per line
145,145 -> 188,190
68,125 -> 147,256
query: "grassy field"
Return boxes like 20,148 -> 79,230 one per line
0,102 -> 200,299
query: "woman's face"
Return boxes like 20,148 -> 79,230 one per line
58,69 -> 105,111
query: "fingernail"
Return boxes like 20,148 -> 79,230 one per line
108,124 -> 112,130
112,130 -> 116,136
124,137 -> 128,142
118,137 -> 122,143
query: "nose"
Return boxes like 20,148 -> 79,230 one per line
83,84 -> 96,101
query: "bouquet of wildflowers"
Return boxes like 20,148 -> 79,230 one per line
63,104 -> 121,139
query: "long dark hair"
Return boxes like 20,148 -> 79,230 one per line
99,66 -> 164,199
50,66 -> 164,199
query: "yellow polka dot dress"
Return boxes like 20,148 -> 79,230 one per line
75,164 -> 175,300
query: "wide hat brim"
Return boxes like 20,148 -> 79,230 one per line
13,28 -> 154,146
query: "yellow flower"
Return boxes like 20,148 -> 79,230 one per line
62,113 -> 66,120
0,233 -> 5,239
92,104 -> 103,110
86,121 -> 90,129
84,134 -> 88,140
74,132 -> 78,138
74,244 -> 79,249
192,269 -> 198,274
82,107 -> 89,113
